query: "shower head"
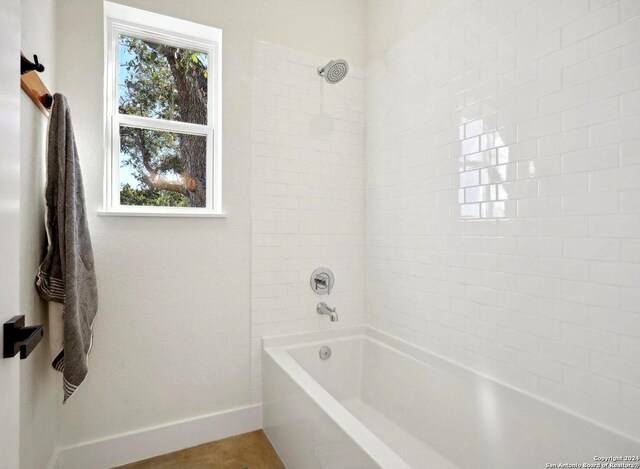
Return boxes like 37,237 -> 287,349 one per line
317,59 -> 349,84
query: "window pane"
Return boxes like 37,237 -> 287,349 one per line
119,126 -> 207,208
118,35 -> 208,125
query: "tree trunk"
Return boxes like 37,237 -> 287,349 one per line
165,49 -> 208,207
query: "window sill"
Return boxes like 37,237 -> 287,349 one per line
97,210 -> 227,218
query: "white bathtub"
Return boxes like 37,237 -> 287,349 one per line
262,326 -> 640,468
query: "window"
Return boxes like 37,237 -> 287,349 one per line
104,2 -> 222,216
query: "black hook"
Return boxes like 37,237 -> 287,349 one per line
21,54 -> 45,75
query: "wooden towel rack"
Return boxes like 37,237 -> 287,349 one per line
20,53 -> 53,117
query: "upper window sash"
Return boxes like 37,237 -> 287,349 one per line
109,24 -> 217,130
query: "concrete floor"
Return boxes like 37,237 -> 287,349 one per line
114,430 -> 285,469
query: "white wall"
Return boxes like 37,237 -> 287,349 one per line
19,1 -> 61,468
0,1 -> 23,468
54,0 -> 366,448
365,0 -> 450,62
365,0 -> 640,440
251,42 -> 366,402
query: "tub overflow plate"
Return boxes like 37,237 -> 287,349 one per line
319,346 -> 331,360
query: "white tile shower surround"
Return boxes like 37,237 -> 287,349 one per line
251,41 -> 366,403
365,0 -> 640,440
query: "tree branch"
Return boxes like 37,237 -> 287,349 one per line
141,173 -> 190,195
135,127 -> 189,196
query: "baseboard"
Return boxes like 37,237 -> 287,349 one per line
54,404 -> 262,469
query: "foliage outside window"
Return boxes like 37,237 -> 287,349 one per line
104,3 -> 222,216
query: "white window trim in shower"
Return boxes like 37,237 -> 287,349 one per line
102,2 -> 224,217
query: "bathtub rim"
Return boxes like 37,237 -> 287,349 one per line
263,325 -> 640,448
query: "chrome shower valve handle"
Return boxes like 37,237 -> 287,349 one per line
310,267 -> 334,295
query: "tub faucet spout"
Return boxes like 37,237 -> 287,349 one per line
317,302 -> 338,322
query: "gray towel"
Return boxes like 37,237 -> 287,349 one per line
36,93 -> 98,403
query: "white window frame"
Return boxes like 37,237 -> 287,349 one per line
103,2 -> 223,217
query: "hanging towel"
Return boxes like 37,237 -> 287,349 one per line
36,93 -> 98,403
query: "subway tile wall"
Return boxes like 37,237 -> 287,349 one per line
251,41 -> 366,402
365,0 -> 640,438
